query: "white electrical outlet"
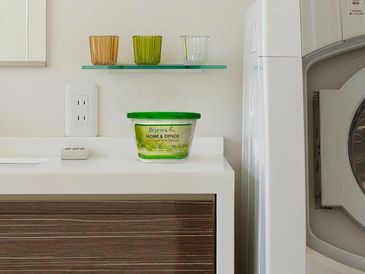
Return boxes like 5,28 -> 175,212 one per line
65,84 -> 98,137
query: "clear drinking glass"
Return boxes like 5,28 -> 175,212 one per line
89,36 -> 119,65
180,35 -> 210,65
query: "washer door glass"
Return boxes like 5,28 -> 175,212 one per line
349,99 -> 365,194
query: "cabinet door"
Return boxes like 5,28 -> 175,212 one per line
301,0 -> 343,55
0,200 -> 215,273
0,0 -> 46,65
341,0 -> 365,39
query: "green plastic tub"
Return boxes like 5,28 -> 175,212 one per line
132,36 -> 162,65
127,112 -> 201,161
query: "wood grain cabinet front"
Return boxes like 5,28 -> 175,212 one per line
0,200 -> 215,273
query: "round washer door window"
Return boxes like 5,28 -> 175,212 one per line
349,99 -> 365,194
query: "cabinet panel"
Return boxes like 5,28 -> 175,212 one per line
262,0 -> 302,57
0,0 -> 46,65
341,0 -> 365,39
0,200 -> 215,273
301,0 -> 342,55
0,0 -> 27,61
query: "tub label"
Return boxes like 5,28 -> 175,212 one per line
134,124 -> 192,159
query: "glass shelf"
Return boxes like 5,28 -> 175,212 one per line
81,64 -> 227,70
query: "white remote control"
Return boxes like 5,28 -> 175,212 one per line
61,147 -> 90,160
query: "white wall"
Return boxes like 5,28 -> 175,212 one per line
0,0 -> 245,269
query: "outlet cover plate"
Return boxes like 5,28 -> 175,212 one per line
65,84 -> 98,137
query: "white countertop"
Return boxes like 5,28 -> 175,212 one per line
0,155 -> 232,174
0,137 -> 234,195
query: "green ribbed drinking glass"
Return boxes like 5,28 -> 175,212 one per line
132,35 -> 162,65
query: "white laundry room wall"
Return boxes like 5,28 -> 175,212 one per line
0,0 -> 246,270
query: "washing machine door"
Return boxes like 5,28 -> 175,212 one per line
320,68 -> 365,226
349,100 -> 365,195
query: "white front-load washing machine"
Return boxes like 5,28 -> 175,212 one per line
301,0 -> 365,272
306,47 -> 365,272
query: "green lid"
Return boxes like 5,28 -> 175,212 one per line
127,112 -> 201,120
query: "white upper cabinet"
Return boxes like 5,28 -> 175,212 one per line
301,0 -> 343,56
0,0 -> 46,66
341,0 -> 365,40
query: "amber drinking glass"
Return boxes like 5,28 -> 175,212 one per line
89,36 -> 119,65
